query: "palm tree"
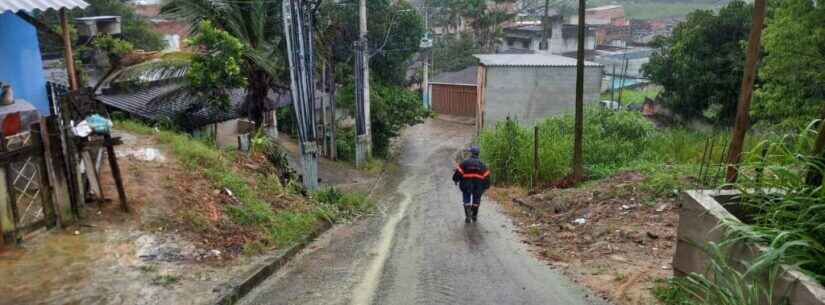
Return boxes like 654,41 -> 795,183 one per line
113,0 -> 288,126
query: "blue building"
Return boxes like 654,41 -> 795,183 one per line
0,0 -> 89,114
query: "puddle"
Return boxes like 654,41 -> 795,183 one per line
0,224 -> 259,305
116,147 -> 166,162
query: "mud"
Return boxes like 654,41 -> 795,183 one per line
239,118 -> 607,305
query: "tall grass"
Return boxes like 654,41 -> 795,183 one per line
722,121 -> 825,284
656,243 -> 787,305
479,108 -> 774,192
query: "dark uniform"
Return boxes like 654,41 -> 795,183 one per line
452,148 -> 491,223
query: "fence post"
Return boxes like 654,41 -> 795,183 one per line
0,134 -> 16,244
532,125 -> 539,194
30,121 -> 56,228
43,117 -> 74,227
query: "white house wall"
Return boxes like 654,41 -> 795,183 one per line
482,65 -> 602,127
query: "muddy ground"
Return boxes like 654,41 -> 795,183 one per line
489,171 -> 681,305
0,129 -> 377,305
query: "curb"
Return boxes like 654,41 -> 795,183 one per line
211,220 -> 334,305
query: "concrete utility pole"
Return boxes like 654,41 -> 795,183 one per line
571,0 -> 585,181
355,0 -> 372,167
421,9 -> 432,109
724,0 -> 766,183
283,0 -> 319,190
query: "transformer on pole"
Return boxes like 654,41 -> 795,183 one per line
283,0 -> 319,190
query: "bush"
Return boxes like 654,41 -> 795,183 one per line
480,108 -> 656,185
337,82 -> 428,159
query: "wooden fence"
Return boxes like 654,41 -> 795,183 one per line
431,84 -> 477,117
0,83 -> 128,248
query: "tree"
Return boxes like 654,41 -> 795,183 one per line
642,1 -> 754,124
431,35 -> 479,74
186,21 -> 248,110
34,0 -> 166,56
319,0 -> 424,86
161,0 -> 287,126
754,0 -> 825,128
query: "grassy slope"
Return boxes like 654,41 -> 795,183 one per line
116,120 -> 373,253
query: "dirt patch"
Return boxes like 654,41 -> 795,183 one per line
489,171 -> 680,305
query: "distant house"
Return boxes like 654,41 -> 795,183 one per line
429,66 -> 478,117
474,54 -> 602,127
501,17 -> 597,55
131,2 -> 188,51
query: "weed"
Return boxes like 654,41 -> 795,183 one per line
138,264 -> 158,273
151,274 -> 179,286
115,120 -> 377,250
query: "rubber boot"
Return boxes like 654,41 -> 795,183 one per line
471,206 -> 479,222
464,206 -> 472,223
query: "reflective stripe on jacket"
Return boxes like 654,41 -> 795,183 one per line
452,156 -> 491,193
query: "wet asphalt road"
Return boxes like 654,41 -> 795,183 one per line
239,119 -> 606,305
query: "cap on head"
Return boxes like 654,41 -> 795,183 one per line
467,145 -> 480,156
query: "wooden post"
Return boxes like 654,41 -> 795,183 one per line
725,0 -> 766,183
59,9 -> 79,91
30,122 -> 56,228
532,126 -> 539,194
572,0 -> 586,181
104,134 -> 129,213
0,134 -> 16,244
40,117 -> 73,227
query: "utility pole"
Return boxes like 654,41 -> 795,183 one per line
571,0 -> 585,181
421,8 -> 433,109
355,0 -> 372,167
540,0 -> 551,50
283,0 -> 319,190
724,0 -> 766,183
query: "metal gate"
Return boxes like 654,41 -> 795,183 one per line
431,84 -> 477,117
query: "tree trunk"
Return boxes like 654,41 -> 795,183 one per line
724,0 -> 767,183
247,69 -> 271,127
572,0 -> 586,181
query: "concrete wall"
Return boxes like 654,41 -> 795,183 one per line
482,65 -> 602,127
0,12 -> 49,114
676,190 -> 825,305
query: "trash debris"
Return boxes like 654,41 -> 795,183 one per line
86,114 -> 113,134
573,218 -> 587,225
72,120 -> 92,137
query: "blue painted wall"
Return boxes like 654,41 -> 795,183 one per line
0,11 -> 49,114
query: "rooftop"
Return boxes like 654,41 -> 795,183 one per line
474,54 -> 602,67
431,66 -> 478,85
0,0 -> 88,13
587,5 -> 623,11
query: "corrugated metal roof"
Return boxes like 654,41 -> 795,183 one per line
96,84 -> 291,128
0,0 -> 88,13
431,66 -> 478,86
474,54 -> 602,67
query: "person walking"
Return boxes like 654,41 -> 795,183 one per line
452,145 -> 491,223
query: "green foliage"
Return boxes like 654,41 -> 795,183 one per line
313,187 -> 375,220
722,122 -> 825,284
431,35 -> 480,74
114,120 -> 371,248
186,20 -> 248,110
480,108 -> 656,185
318,0 -> 424,86
656,243 -> 785,305
276,105 -> 300,138
754,0 -> 825,129
642,0 -> 753,124
82,0 -> 166,51
92,35 -> 134,64
162,0 -> 285,125
336,127 -> 357,162
338,82 -> 428,158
